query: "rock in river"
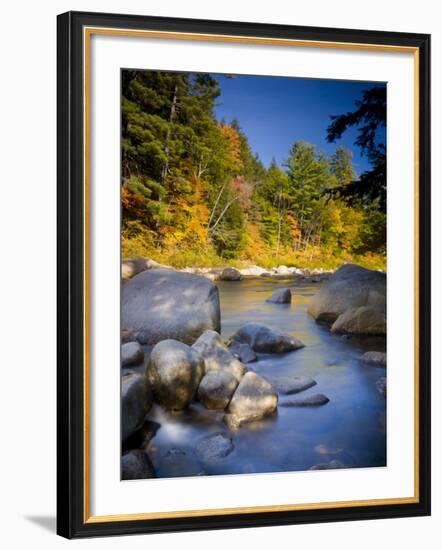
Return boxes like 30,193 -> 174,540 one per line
198,370 -> 239,409
263,375 -> 317,395
121,449 -> 156,480
157,448 -> 205,478
228,340 -> 257,363
147,339 -> 204,410
225,371 -> 278,429
122,341 -> 144,367
308,263 -> 386,325
219,267 -> 242,281
231,322 -> 304,353
121,372 -> 153,442
195,433 -> 234,462
279,393 -> 329,407
193,330 -> 246,382
331,306 -> 386,335
361,351 -> 387,367
122,269 -> 221,345
266,287 -> 292,304
376,377 -> 387,397
309,459 -> 345,470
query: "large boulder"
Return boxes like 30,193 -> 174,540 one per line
122,257 -> 168,280
266,287 -> 292,304
193,330 -> 246,382
121,449 -> 156,480
231,322 -> 304,353
307,264 -> 386,324
121,372 -> 153,442
122,269 -> 220,345
122,341 -> 144,368
198,370 -> 239,410
147,339 -> 204,410
219,267 -> 242,281
331,306 -> 386,335
225,371 -> 278,429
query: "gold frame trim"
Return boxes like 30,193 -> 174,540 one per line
83,27 -> 420,524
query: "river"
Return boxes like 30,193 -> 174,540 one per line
145,276 -> 386,477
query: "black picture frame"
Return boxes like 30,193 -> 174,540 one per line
57,10 -> 431,539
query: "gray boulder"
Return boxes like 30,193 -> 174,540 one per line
195,433 -> 234,462
266,287 -> 292,304
231,322 -> 304,353
122,269 -> 220,345
121,372 -> 153,442
147,339 -> 204,410
361,351 -> 387,367
198,371 -> 239,409
122,341 -> 144,367
225,371 -> 278,429
228,340 -> 257,363
219,267 -> 242,281
121,328 -> 136,343
121,450 -> 156,480
279,393 -> 329,407
308,264 -> 386,324
331,306 -> 386,335
193,330 -> 246,382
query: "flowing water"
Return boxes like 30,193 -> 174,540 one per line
145,277 -> 386,477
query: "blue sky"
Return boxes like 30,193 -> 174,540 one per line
212,74 -> 386,177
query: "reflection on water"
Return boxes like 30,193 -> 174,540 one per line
146,277 -> 386,477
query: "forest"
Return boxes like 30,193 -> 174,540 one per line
121,71 -> 386,270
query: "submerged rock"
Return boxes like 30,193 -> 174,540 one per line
147,339 -> 204,410
231,322 -> 304,353
198,370 -> 239,409
122,341 -> 144,367
225,371 -> 278,429
331,306 -> 386,335
195,433 -> 234,462
266,288 -> 292,304
308,263 -> 386,325
219,267 -> 242,281
376,377 -> 387,397
309,459 -> 345,470
193,330 -> 245,382
361,351 -> 387,367
157,448 -> 205,478
121,449 -> 156,480
121,372 -> 152,442
279,393 -> 329,407
228,340 -> 257,363
264,375 -> 317,395
122,269 -> 220,345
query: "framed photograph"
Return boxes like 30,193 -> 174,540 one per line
57,11 -> 431,538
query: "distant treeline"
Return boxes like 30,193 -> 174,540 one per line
121,71 -> 386,269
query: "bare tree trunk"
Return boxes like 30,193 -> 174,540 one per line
208,182 -> 228,228
162,84 -> 178,184
209,195 -> 240,233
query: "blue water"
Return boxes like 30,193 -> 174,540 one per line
145,277 -> 386,477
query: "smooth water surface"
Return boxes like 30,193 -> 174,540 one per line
146,277 -> 386,477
